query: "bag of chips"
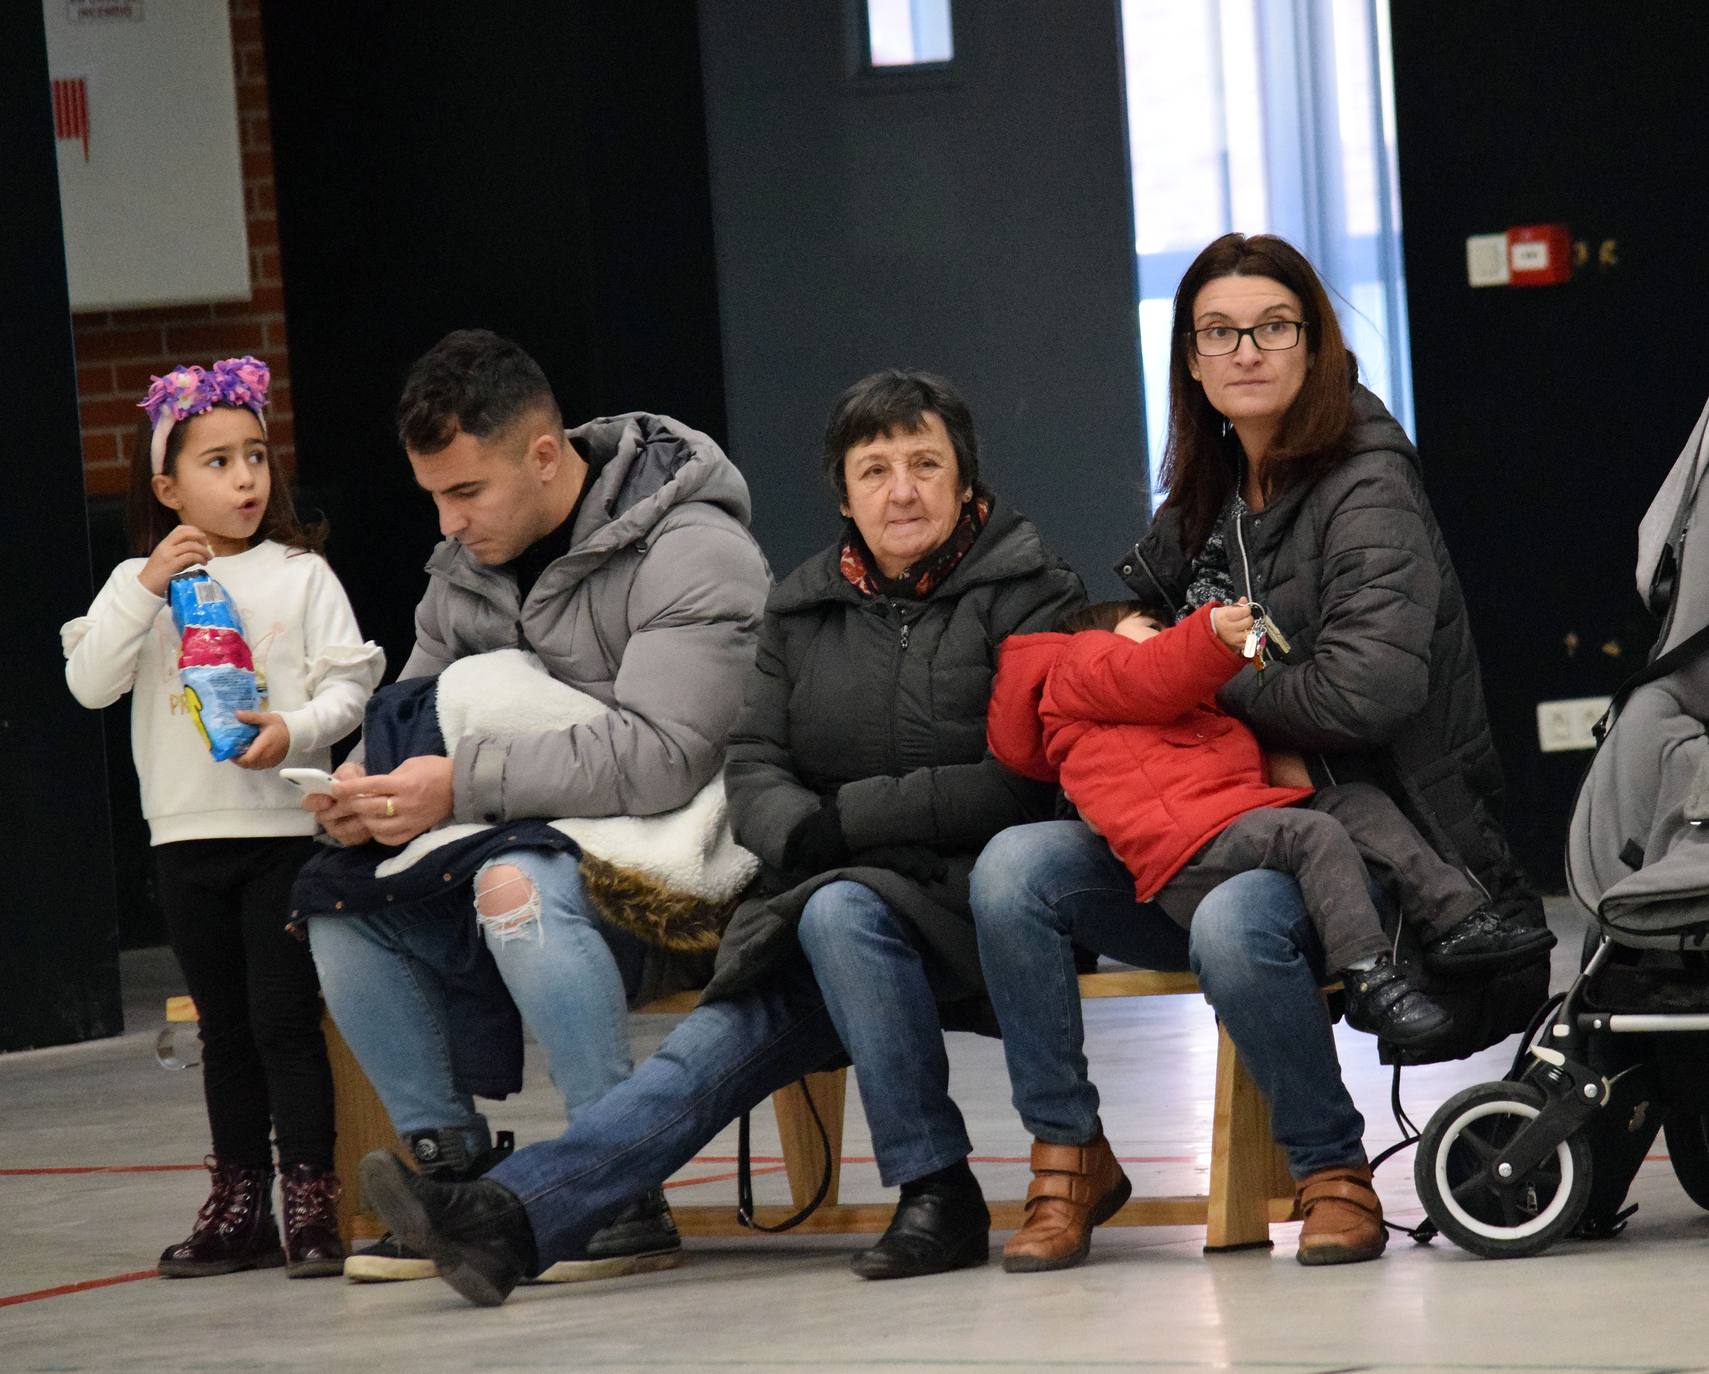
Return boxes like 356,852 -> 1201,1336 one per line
169,571 -> 260,762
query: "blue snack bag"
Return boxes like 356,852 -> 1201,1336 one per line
169,572 -> 261,762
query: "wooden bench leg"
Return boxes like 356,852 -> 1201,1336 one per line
322,1011 -> 406,1246
1204,1021 -> 1291,1251
770,1067 -> 847,1208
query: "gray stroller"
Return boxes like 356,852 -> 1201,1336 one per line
1414,396 -> 1709,1257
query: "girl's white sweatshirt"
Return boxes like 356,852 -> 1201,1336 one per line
62,540 -> 385,845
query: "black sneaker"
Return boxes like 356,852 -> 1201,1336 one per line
344,1130 -> 513,1283
1424,908 -> 1557,975
1339,957 -> 1452,1049
343,1230 -> 438,1282
528,1188 -> 684,1283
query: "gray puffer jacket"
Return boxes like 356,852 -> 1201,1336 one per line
710,501 -> 1085,1011
394,412 -> 771,824
1119,385 -> 1540,919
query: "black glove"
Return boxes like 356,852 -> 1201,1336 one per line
781,798 -> 850,878
849,844 -> 948,885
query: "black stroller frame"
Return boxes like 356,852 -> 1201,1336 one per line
1414,396 -> 1709,1258
1414,939 -> 1709,1257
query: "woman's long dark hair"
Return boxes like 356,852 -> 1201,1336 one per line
1159,233 -> 1357,557
126,407 -> 326,557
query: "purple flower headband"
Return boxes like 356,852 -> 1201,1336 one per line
139,355 -> 271,475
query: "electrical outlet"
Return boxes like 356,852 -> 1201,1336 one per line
1536,696 -> 1611,753
1467,232 -> 1510,287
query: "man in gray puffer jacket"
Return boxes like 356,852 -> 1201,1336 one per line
305,330 -> 769,1281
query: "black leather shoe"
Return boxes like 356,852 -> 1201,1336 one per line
1339,957 -> 1452,1049
359,1150 -> 537,1307
345,1130 -> 514,1282
1424,908 -> 1556,975
850,1182 -> 990,1280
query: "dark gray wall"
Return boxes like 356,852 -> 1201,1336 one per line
1,4 -> 122,1048
261,0 -> 726,672
698,0 -> 1147,584
1390,1 -> 1709,888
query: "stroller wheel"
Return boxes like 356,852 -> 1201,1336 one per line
1663,1111 -> 1709,1211
1415,1080 -> 1592,1258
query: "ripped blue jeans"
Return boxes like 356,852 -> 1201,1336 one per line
308,849 -> 646,1157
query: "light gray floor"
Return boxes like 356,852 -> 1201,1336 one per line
5,898 -> 1706,1373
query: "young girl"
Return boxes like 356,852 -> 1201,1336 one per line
62,357 -> 384,1278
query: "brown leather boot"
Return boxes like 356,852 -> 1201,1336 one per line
1002,1135 -> 1131,1273
1294,1162 -> 1386,1266
158,1156 -> 285,1277
280,1163 -> 345,1278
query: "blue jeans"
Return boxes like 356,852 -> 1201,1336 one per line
970,821 -> 1367,1178
488,883 -> 970,1263
797,881 -> 972,1185
308,848 -> 646,1152
490,960 -> 844,1264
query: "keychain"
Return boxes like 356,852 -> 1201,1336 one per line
1244,600 -> 1284,672
1248,600 -> 1292,655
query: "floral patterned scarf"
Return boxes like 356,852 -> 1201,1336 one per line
839,494 -> 992,600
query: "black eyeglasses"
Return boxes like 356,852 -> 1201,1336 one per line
1188,320 -> 1309,357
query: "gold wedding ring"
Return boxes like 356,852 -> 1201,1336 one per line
384,798 -> 396,818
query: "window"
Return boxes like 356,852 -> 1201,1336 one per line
1122,0 -> 1412,505
866,0 -> 953,67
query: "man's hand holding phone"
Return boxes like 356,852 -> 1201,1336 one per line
302,761 -> 376,847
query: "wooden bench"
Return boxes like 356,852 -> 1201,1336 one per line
167,969 -> 1297,1250
647,970 -> 1297,1251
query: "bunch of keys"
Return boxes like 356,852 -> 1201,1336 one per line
1240,601 -> 1291,672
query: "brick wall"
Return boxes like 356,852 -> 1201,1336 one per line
70,0 -> 291,499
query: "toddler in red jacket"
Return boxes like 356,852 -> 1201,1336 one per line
986,599 -> 1553,1049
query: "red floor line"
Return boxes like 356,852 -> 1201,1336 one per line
685,1153 -> 1205,1166
0,1269 -> 159,1308
0,1164 -> 207,1177
1,1172 -> 788,1309
2,1152 -> 1678,1182
664,1164 -> 787,1190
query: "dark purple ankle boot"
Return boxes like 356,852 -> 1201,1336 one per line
158,1156 -> 285,1277
280,1163 -> 345,1278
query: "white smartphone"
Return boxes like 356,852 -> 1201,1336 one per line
280,767 -> 338,796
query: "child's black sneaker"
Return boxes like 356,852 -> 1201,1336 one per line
1339,956 -> 1452,1048
1424,907 -> 1556,975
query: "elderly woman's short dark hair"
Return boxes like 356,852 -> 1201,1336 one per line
822,370 -> 981,498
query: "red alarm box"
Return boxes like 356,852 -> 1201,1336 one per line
1506,224 -> 1573,286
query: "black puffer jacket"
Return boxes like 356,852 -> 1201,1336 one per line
1118,385 -> 1540,924
711,501 -> 1085,1014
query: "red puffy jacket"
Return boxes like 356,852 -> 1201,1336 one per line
986,603 -> 1313,900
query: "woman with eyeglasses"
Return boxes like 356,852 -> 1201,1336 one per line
968,233 -> 1549,1272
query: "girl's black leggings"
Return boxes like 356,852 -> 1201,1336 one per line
154,836 -> 333,1169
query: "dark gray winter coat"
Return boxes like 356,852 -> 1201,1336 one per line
391,412 -> 771,824
710,502 -> 1085,1011
1118,385 -> 1539,918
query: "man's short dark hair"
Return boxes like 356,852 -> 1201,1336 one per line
1055,598 -> 1175,635
396,328 -> 563,456
822,369 -> 981,499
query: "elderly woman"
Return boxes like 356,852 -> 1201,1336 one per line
356,370 -> 1082,1305
969,233 -> 1550,1273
